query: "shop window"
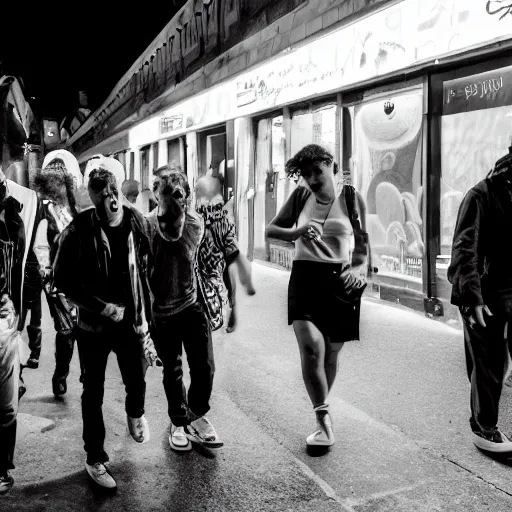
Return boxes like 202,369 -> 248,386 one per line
129,152 -> 135,180
440,108 -> 512,255
254,115 -> 286,261
290,103 -> 337,158
140,146 -> 150,190
168,138 -> 182,170
152,143 -> 159,174
198,127 -> 226,181
351,90 -> 424,281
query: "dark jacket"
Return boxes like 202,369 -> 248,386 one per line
448,174 -> 512,307
0,196 -> 25,325
53,205 -> 152,333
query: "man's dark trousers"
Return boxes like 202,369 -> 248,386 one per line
152,302 -> 215,427
76,323 -> 146,464
462,306 -> 510,436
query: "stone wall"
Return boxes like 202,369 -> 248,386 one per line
69,0 -> 391,157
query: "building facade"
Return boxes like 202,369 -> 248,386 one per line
66,0 -> 512,323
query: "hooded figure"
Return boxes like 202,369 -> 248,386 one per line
32,149 -> 82,396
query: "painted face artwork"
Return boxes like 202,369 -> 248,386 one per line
156,171 -> 190,241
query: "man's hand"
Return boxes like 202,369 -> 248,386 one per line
468,304 -> 493,329
101,303 -> 125,323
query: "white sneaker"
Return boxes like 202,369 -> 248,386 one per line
306,411 -> 335,447
85,462 -> 117,489
185,416 -> 224,448
127,415 -> 150,444
169,424 -> 192,452
472,428 -> 512,453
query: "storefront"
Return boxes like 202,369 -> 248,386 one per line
115,0 -> 512,319
429,54 -> 512,320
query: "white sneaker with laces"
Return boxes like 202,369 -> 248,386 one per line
306,410 -> 335,447
85,461 -> 117,489
185,416 -> 224,448
169,424 -> 192,452
127,415 -> 150,443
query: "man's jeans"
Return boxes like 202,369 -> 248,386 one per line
152,302 -> 215,427
0,330 -> 19,474
76,325 -> 146,465
462,306 -> 510,436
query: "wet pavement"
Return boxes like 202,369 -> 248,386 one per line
2,262 -> 512,511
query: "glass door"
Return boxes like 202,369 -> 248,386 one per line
253,115 -> 285,261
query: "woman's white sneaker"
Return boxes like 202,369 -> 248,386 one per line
85,462 -> 117,489
306,408 -> 335,447
169,424 -> 192,452
127,414 -> 150,443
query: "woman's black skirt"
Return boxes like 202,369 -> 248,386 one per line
288,260 -> 361,343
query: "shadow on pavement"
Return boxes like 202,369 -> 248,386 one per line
2,469 -> 118,511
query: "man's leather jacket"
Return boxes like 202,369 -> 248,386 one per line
448,174 -> 512,307
53,205 -> 152,333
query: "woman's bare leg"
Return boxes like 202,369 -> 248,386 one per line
293,320 -> 328,407
324,342 -> 345,392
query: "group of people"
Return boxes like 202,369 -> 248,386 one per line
0,150 -> 255,493
1,139 -> 511,497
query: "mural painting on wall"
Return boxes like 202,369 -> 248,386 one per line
354,92 -> 424,279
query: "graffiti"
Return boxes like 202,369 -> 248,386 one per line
486,1 -> 512,20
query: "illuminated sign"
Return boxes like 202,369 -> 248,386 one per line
160,114 -> 183,134
443,66 -> 512,115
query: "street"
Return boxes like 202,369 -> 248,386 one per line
3,262 -> 512,511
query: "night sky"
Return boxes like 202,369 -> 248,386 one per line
1,3 -> 186,120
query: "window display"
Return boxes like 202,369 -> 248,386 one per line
352,90 -> 424,280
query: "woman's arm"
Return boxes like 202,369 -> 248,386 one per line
266,186 -> 310,242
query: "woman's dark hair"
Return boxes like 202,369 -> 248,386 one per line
33,169 -> 78,217
285,144 -> 338,180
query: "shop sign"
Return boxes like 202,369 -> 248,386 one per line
443,66 -> 512,115
160,114 -> 183,135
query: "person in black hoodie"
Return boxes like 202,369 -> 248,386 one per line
53,157 -> 156,490
448,149 -> 512,455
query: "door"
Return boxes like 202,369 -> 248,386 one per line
253,115 -> 285,261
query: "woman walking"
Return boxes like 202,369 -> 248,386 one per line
266,144 -> 368,449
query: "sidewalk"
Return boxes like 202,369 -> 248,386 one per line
4,261 -> 512,511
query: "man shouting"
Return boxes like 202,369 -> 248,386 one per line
53,156 -> 154,489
